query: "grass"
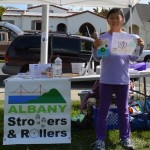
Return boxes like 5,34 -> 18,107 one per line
0,58 -> 4,63
0,100 -> 150,150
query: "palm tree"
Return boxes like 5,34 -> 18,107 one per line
93,7 -> 100,14
93,7 -> 109,18
99,7 -> 109,17
0,6 -> 7,21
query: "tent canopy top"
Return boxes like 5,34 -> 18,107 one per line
0,0 -> 140,8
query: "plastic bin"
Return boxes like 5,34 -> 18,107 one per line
71,63 -> 85,73
78,90 -> 91,102
93,106 -> 118,130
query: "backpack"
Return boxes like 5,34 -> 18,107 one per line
131,113 -> 150,130
146,98 -> 150,112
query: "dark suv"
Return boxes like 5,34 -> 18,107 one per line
2,33 -> 95,75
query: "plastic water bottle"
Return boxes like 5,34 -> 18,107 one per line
54,56 -> 62,77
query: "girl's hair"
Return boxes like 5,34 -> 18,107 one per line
106,8 -> 124,19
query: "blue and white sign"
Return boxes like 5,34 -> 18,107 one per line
3,77 -> 71,145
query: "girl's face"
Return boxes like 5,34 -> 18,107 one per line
107,12 -> 124,32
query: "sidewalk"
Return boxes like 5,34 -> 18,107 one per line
0,88 -> 4,100
71,90 -> 82,101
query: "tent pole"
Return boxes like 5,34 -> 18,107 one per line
40,4 -> 49,64
129,5 -> 132,34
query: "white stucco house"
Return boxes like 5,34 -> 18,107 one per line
1,4 -> 150,49
123,4 -> 150,49
1,5 -> 107,37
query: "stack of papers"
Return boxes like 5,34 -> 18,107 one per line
128,69 -> 139,74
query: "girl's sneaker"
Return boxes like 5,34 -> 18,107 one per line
121,138 -> 135,150
91,139 -> 106,150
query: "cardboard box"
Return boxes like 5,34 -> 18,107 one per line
29,64 -> 52,78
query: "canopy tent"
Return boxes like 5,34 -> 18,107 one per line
0,0 -> 140,7
0,0 -> 140,63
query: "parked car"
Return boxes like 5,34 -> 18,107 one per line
0,22 -> 24,58
136,49 -> 150,62
2,33 -> 95,75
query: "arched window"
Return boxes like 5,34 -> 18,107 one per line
57,23 -> 66,33
79,22 -> 95,37
129,24 -> 139,35
132,24 -> 139,35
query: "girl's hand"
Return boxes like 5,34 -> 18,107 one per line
137,38 -> 144,47
93,39 -> 102,49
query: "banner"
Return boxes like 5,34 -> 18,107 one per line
3,77 -> 71,145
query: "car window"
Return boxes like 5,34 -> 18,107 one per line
13,36 -> 40,55
14,36 -> 41,49
81,39 -> 92,52
52,36 -> 81,55
13,35 -> 86,56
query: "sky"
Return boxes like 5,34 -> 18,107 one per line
1,0 -> 149,11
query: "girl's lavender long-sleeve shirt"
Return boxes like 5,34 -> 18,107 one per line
92,32 -> 143,85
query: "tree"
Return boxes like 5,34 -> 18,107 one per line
0,6 -> 7,21
93,7 -> 109,18
93,7 -> 100,14
99,7 -> 109,17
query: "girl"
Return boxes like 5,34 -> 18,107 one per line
92,8 -> 144,150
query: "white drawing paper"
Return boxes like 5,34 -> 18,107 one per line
112,32 -> 140,56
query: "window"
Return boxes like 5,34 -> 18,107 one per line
49,10 -> 54,13
3,20 -> 15,24
57,23 -> 67,33
81,40 -> 92,52
51,36 -> 81,55
13,35 -> 81,56
14,36 -> 41,55
0,33 -> 5,41
31,21 -> 42,30
9,20 -> 15,24
129,25 -> 139,34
